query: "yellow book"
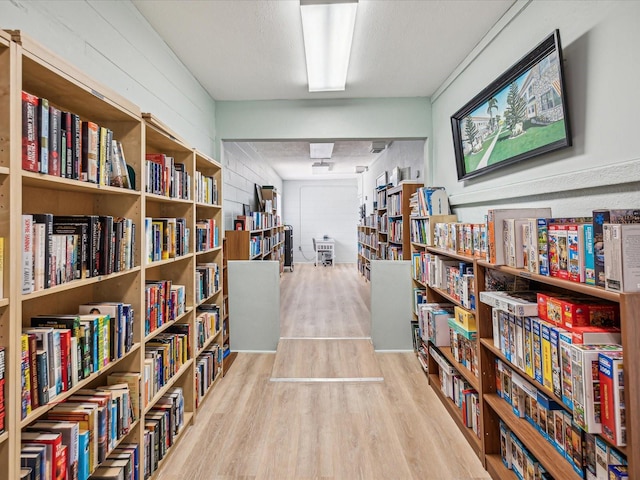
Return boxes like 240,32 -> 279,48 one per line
540,321 -> 553,390
454,306 -> 476,332
21,333 -> 32,415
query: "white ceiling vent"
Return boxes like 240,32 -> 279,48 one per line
370,141 -> 387,153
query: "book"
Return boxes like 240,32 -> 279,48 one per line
21,430 -> 64,480
603,223 -> 640,293
22,91 -> 39,172
27,420 -> 79,480
593,209 -> 640,287
81,121 -> 99,183
48,105 -> 61,176
599,351 -> 625,447
22,214 -> 34,294
20,444 -> 47,480
37,97 -> 49,174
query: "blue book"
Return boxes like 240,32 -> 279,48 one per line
584,223 -> 595,285
78,429 -> 90,480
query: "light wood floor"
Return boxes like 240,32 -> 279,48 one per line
157,263 -> 490,480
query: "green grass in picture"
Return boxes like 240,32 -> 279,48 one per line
488,120 -> 566,165
464,131 -> 498,172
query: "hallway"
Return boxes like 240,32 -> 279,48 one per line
157,264 -> 490,480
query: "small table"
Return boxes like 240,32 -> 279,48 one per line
314,238 -> 335,267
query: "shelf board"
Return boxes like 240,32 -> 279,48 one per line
412,276 -> 427,288
148,412 -> 194,480
146,254 -> 193,268
430,285 -> 467,309
477,260 -> 620,302
358,243 -> 378,251
250,252 -> 262,260
196,246 -> 222,256
195,201 -> 222,209
196,373 -> 223,411
145,192 -> 193,205
22,171 -> 142,196
410,242 -> 429,248
485,453 -> 516,480
428,373 -> 482,459
0,298 -> 8,308
437,345 -> 480,391
0,431 -> 8,444
21,266 -> 141,301
388,239 -> 403,245
427,246 -> 476,263
144,359 -> 194,414
484,393 -> 581,480
223,351 -> 238,376
21,343 -> 141,428
109,418 -> 140,453
378,230 -> 388,235
145,306 -> 194,342
388,214 -> 402,218
196,328 -> 223,357
0,166 -> 10,175
480,338 -> 568,412
196,287 -> 223,307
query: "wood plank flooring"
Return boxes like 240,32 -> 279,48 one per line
157,263 -> 490,480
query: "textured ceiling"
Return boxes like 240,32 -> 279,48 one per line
133,0 -> 516,101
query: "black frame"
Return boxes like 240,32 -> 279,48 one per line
451,30 -> 572,181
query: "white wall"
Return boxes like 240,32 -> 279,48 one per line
0,0 -> 217,157
222,142 -> 284,230
359,140 -> 426,213
283,179 -> 359,264
430,1 -> 640,222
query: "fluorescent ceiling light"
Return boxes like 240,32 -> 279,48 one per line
310,142 -> 334,159
312,161 -> 332,174
300,0 -> 358,92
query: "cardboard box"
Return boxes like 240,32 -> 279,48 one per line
598,351 -> 625,447
604,223 -> 640,292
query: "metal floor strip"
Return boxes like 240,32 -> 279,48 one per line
279,336 -> 372,340
270,377 -> 384,383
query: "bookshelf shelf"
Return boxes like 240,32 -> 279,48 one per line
146,254 -> 193,269
196,328 -> 223,357
0,432 -> 8,445
196,246 -> 222,256
196,288 -> 222,307
145,192 -> 194,205
479,338 -> 566,410
195,201 -> 221,209
0,166 -> 9,175
427,246 -> 476,263
148,412 -> 194,480
438,345 -> 479,391
484,394 -> 581,480
410,241 -> 429,248
20,266 -> 142,301
111,418 -> 140,451
476,260 -> 620,302
429,285 -> 468,309
20,342 -> 142,428
144,306 -> 194,342
144,359 -> 194,414
197,374 -> 223,410
485,454 -> 515,479
21,171 -> 142,196
0,298 -> 8,308
428,373 -> 482,459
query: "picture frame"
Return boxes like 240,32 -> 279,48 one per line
255,183 -> 264,211
451,30 -> 572,181
242,203 -> 251,216
375,171 -> 388,189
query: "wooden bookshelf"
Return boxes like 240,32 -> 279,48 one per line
1,31 -> 225,479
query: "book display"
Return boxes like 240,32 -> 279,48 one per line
0,31 -> 225,479
412,211 -> 640,479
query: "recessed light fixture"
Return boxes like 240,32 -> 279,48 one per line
310,142 -> 335,159
300,0 -> 358,92
311,161 -> 332,174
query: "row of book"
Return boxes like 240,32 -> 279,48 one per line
22,214 -> 136,294
497,354 -> 627,479
412,253 -> 475,310
409,214 -> 457,246
144,217 -> 189,263
195,263 -> 220,304
195,219 -> 220,252
357,231 -> 378,248
377,213 -> 388,233
21,381 -> 134,480
387,190 -> 403,217
22,91 -> 132,189
143,387 -> 185,479
195,345 -> 223,408
376,187 -> 387,210
144,280 -> 186,337
144,331 -> 190,409
357,244 -> 374,260
195,305 -> 221,352
388,218 -> 403,244
21,305 -> 135,418
500,421 -> 554,480
194,171 -> 219,205
429,344 -> 480,438
409,187 -> 451,217
145,153 -> 191,200
232,211 -> 281,231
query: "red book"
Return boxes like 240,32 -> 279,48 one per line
58,329 -> 72,391
22,430 -> 64,480
22,91 -> 39,172
81,121 -> 99,183
49,105 -> 62,177
599,351 -> 625,446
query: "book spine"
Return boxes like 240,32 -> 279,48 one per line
22,91 -> 39,172
36,350 -> 50,405
72,115 -> 82,180
593,210 -> 610,288
27,334 -> 39,410
22,214 -> 34,294
49,105 -> 61,176
38,97 -> 49,174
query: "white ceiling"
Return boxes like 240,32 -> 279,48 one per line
244,140 -> 391,180
132,0 -> 516,179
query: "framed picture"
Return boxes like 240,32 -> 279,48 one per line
451,30 -> 572,181
242,203 -> 251,216
375,171 -> 388,189
255,183 -> 264,211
